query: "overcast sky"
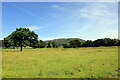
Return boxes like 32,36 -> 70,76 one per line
2,2 -> 118,40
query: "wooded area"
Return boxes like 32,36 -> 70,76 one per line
1,28 -> 120,51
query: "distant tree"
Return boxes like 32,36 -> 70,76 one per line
70,40 -> 81,48
52,42 -> 56,48
92,38 -> 119,47
118,39 -> 120,46
63,43 -> 67,48
113,39 -> 119,46
92,39 -> 104,47
62,38 -> 120,48
63,43 -> 70,48
47,41 -> 53,48
52,42 -> 58,48
83,40 -> 93,47
70,41 -> 74,48
38,40 -> 46,48
104,38 -> 113,46
7,28 -> 38,51
74,40 -> 81,47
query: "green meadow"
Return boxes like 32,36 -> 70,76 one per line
2,47 -> 118,78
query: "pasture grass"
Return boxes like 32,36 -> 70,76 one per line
2,47 -> 118,78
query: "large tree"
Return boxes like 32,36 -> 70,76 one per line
3,36 -> 15,48
8,28 -> 38,51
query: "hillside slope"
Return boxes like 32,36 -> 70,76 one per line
45,38 -> 85,46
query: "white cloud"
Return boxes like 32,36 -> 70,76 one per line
51,5 -> 61,8
51,5 -> 65,10
76,3 -> 117,19
26,26 -> 43,30
74,3 -> 118,39
51,2 -> 118,40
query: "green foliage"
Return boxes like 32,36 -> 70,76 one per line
92,38 -> 120,47
38,40 -> 46,48
3,28 -> 38,51
52,42 -> 56,48
3,37 -> 11,48
63,43 -> 70,48
52,42 -> 58,48
47,41 -> 53,48
70,40 -> 81,48
83,40 -> 93,47
63,38 -> 120,48
3,36 -> 15,48
30,39 -> 39,48
45,38 -> 85,47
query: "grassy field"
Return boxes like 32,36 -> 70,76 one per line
2,47 -> 118,78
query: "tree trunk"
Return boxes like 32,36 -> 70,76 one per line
20,45 -> 22,51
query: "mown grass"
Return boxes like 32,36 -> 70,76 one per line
2,47 -> 118,78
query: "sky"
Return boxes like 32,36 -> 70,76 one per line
1,0 -> 119,2
2,2 -> 118,41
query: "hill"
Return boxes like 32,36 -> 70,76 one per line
44,38 -> 85,46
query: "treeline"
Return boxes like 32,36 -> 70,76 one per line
2,39 -> 58,49
28,40 -> 59,48
2,37 -> 120,49
62,38 -> 120,48
1,28 -> 120,51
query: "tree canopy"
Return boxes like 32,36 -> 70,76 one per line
4,28 -> 38,51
